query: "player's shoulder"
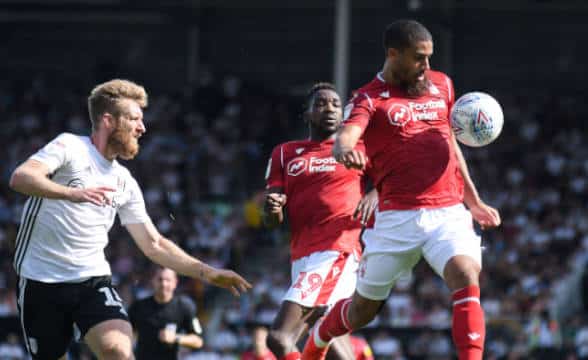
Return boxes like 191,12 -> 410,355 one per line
177,294 -> 197,310
273,140 -> 312,156
353,75 -> 387,99
128,295 -> 152,312
52,132 -> 87,148
427,70 -> 453,89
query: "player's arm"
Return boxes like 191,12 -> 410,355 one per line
354,187 -> 378,226
9,159 -> 114,206
451,134 -> 501,229
333,125 -> 368,170
126,222 -> 252,296
175,333 -> 203,349
263,186 -> 287,228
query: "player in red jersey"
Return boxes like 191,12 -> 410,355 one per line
349,336 -> 374,360
264,83 -> 378,360
302,20 -> 500,360
242,326 -> 277,360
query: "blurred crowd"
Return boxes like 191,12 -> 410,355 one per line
1,73 -> 588,360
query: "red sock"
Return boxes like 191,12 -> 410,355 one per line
452,285 -> 485,360
317,298 -> 353,344
279,351 -> 301,360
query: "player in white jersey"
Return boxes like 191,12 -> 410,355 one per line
9,79 -> 252,360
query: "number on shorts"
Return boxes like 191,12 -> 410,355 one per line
293,272 -> 323,300
98,287 -> 127,315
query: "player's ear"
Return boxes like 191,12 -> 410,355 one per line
101,112 -> 116,130
386,47 -> 399,61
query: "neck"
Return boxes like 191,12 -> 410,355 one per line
381,60 -> 400,87
154,293 -> 173,304
91,132 -> 116,161
309,128 -> 336,142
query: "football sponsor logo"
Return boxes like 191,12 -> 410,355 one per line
67,178 -> 85,188
309,156 -> 337,173
387,99 -> 447,126
295,147 -> 305,155
387,104 -> 412,126
287,157 -> 307,176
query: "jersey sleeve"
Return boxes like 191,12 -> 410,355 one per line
444,75 -> 455,111
265,145 -> 285,189
343,92 -> 376,132
29,132 -> 75,173
118,176 -> 151,225
180,296 -> 202,335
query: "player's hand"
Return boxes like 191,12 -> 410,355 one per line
67,186 -> 116,206
204,268 -> 252,297
158,329 -> 176,345
469,202 -> 501,230
265,193 -> 287,213
354,189 -> 378,226
335,149 -> 368,170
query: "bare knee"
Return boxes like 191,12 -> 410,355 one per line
84,320 -> 134,360
267,329 -> 295,355
347,293 -> 384,329
99,342 -> 133,360
444,255 -> 481,291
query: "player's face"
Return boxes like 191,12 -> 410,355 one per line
390,40 -> 433,94
308,89 -> 342,134
107,99 -> 146,160
153,269 -> 178,300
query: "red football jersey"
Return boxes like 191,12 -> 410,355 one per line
266,139 -> 365,261
343,70 -> 464,211
350,335 -> 374,360
241,350 -> 276,360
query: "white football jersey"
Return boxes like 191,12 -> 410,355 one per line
13,133 -> 151,282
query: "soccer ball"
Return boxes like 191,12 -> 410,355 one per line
450,92 -> 504,147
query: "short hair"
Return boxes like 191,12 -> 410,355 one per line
305,82 -> 338,110
383,19 -> 432,51
87,79 -> 148,130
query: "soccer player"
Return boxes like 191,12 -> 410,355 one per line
129,267 -> 203,360
241,326 -> 277,360
301,20 -> 501,360
9,79 -> 251,360
349,335 -> 373,360
264,83 -> 377,360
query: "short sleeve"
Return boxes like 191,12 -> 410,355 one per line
30,133 -> 75,173
444,75 -> 455,109
342,92 -> 375,132
180,296 -> 201,334
118,176 -> 151,225
265,145 -> 284,189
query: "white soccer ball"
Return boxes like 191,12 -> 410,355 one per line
450,92 -> 504,147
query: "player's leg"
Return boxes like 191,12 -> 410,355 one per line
84,319 -> 134,360
268,300 -> 322,359
302,210 -> 426,360
423,204 -> 484,360
75,276 -> 134,360
16,277 -> 74,359
303,251 -> 421,360
326,334 -> 355,360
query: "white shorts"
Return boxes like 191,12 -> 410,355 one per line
282,250 -> 359,308
357,204 -> 482,301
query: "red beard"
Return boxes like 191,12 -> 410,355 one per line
108,121 -> 139,160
